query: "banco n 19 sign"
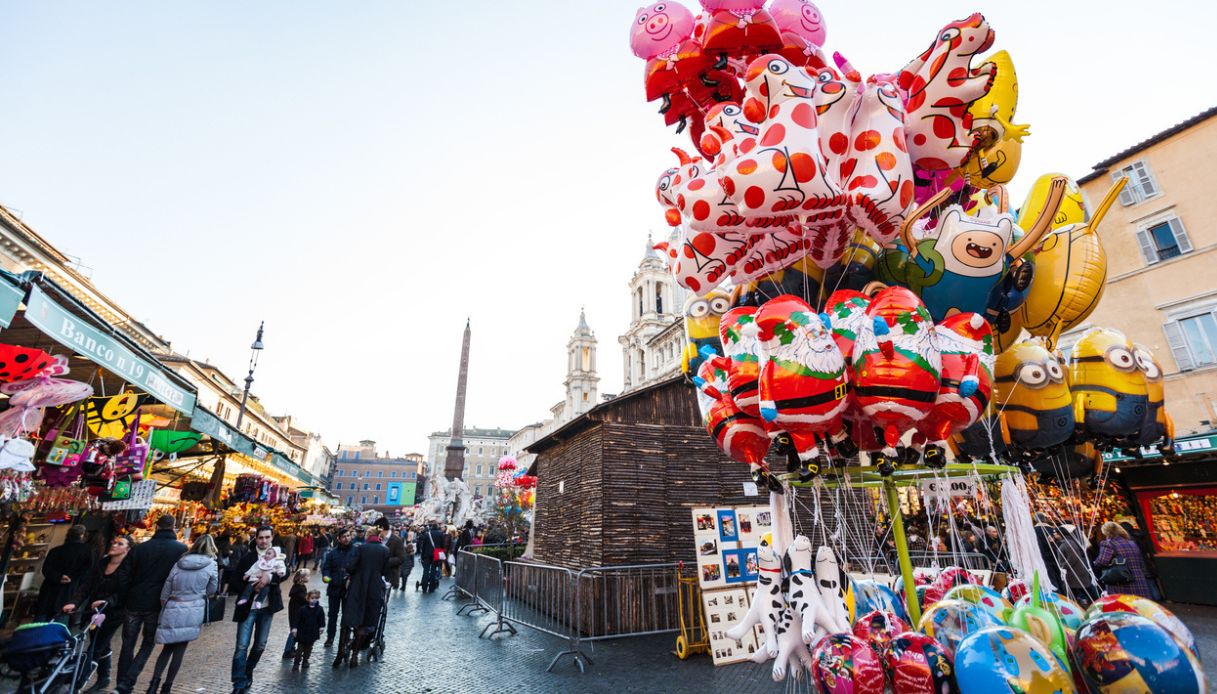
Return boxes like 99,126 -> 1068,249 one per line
919,478 -> 976,499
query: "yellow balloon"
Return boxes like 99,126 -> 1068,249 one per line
993,339 -> 1074,450
1070,327 -> 1148,445
963,137 -> 1022,189
968,51 -> 1030,146
1019,178 -> 1126,347
1018,173 -> 1087,231
1133,343 -> 1175,450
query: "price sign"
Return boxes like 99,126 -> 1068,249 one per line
919,478 -> 976,499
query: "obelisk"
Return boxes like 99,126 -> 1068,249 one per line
443,318 -> 471,480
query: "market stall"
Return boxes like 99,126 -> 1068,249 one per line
1117,443 -> 1217,606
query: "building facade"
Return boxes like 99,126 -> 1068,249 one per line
425,427 -> 514,498
332,440 -> 424,510
618,239 -> 685,392
1073,106 -> 1217,437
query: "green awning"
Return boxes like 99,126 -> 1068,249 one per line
189,405 -> 323,488
0,279 -> 22,329
189,405 -> 269,460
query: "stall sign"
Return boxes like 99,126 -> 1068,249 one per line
0,281 -> 23,328
24,286 -> 196,414
919,478 -> 977,499
1103,434 -> 1217,462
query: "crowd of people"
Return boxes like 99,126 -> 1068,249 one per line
27,515 -> 490,694
868,505 -> 1160,607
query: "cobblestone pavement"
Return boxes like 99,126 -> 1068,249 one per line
97,575 -> 1217,694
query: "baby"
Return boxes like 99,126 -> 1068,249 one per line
237,546 -> 287,610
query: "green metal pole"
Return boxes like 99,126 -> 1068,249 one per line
885,478 -> 921,626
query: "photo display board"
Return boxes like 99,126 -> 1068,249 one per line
690,505 -> 774,665
701,586 -> 760,664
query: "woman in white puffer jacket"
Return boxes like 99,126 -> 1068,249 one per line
148,534 -> 219,694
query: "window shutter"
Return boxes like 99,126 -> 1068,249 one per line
1114,171 -> 1137,206
1133,161 -> 1159,197
1136,229 -> 1158,264
1168,217 -> 1193,254
1163,321 -> 1195,371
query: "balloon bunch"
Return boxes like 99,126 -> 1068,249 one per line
725,535 -> 857,682
639,6 -> 1026,295
633,6 -> 1181,488
692,286 -> 996,482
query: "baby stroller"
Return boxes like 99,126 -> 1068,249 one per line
365,578 -> 390,663
333,578 -> 390,668
0,619 -> 95,694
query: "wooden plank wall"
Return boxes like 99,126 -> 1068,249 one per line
531,378 -> 877,570
533,424 -> 604,569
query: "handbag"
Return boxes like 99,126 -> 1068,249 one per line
206,595 -> 226,623
44,406 -> 86,466
1099,556 -> 1134,585
433,548 -> 447,562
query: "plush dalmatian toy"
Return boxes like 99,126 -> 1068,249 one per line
725,534 -> 783,656
815,544 -> 851,632
785,535 -> 834,643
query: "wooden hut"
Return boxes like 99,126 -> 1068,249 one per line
526,376 -> 755,569
526,375 -> 874,569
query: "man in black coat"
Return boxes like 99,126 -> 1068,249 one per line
230,525 -> 285,694
33,524 -> 94,622
320,528 -> 357,648
416,522 -> 445,593
384,525 -> 406,590
335,524 -> 391,668
114,515 -> 186,694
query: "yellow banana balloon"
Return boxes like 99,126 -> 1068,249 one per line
1018,177 -> 1127,347
968,50 -> 1030,146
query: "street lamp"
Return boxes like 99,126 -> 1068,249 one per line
236,321 -> 264,431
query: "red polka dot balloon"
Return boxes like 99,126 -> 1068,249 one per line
0,344 -> 56,383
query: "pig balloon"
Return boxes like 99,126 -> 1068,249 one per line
769,0 -> 827,48
630,2 -> 696,59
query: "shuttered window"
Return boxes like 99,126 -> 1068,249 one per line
1164,312 -> 1217,371
1136,216 -> 1193,264
1114,160 -> 1160,206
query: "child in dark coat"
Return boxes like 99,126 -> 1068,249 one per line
283,569 -> 310,659
293,589 -> 326,670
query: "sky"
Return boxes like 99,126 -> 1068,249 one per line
3,1 -> 1216,456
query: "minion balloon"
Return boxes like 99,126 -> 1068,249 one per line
682,290 -> 732,378
992,339 -> 1074,454
1069,327 -> 1149,446
1134,344 -> 1175,453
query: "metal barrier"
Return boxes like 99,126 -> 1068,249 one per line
448,550 -> 477,605
860,550 -> 995,574
448,556 -> 683,672
547,563 -> 681,672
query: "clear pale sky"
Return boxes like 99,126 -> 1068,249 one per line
3,1 -> 1215,455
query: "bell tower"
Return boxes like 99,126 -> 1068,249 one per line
564,308 -> 599,421
618,235 -> 684,391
